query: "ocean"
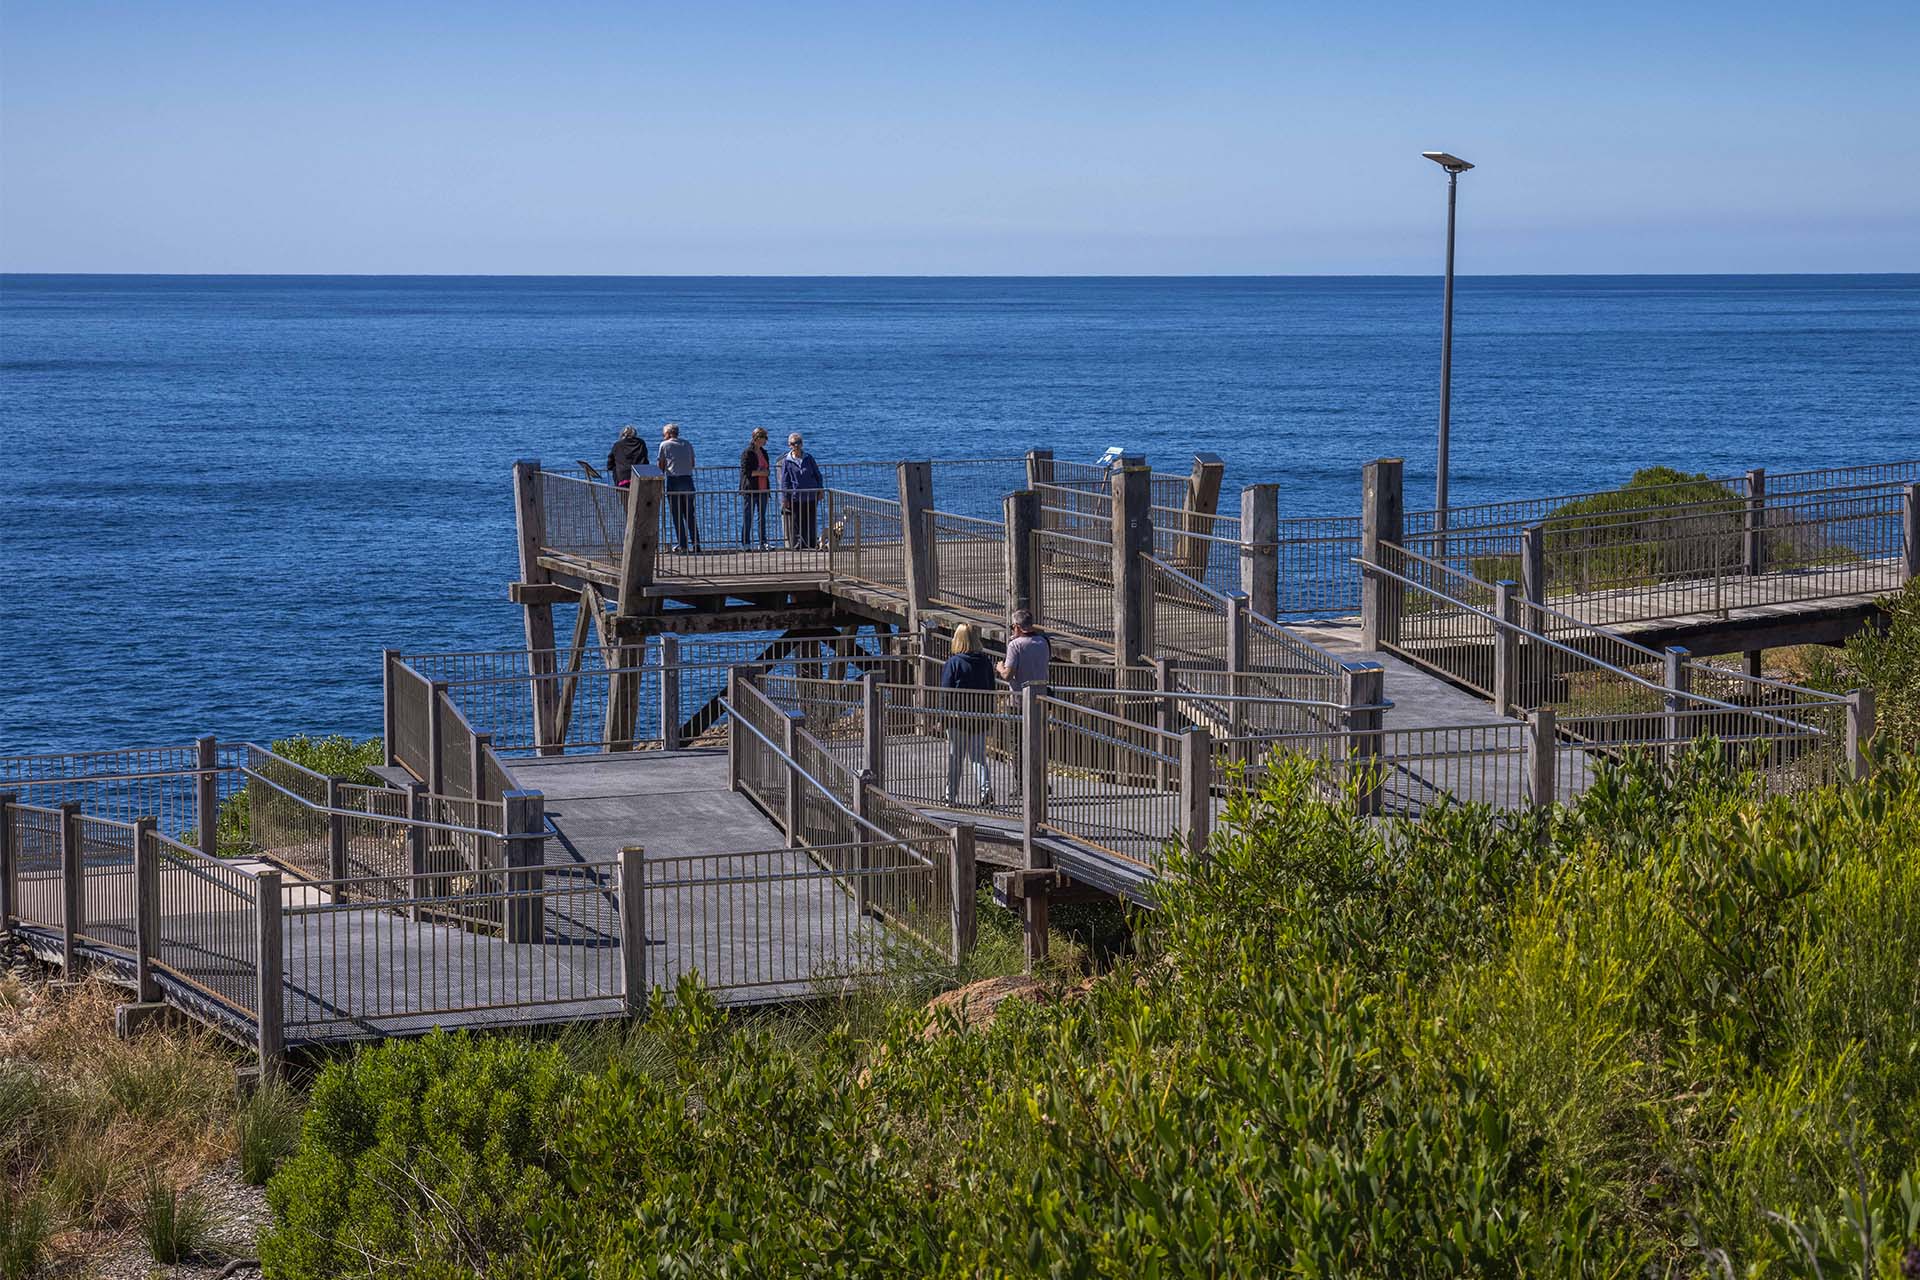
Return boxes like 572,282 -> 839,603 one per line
2,274 -> 1916,754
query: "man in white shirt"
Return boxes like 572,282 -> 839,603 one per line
658,423 -> 701,553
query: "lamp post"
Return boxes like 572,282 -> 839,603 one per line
1422,150 -> 1473,558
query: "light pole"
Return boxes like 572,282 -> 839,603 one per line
1422,150 -> 1472,556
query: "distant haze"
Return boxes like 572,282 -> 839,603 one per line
2,1 -> 1917,275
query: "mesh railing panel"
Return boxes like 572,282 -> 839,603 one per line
1144,557 -> 1230,666
8,803 -> 66,930
1034,529 -> 1114,646
76,815 -> 138,951
539,471 -> 627,565
150,831 -> 259,1017
827,491 -> 908,593
246,745 -> 331,880
875,684 -> 1022,818
927,509 -> 1007,616
389,662 -> 435,780
1037,697 -> 1183,869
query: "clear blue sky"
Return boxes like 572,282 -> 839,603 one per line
3,1 -> 1916,275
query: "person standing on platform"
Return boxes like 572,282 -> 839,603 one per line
738,427 -> 773,550
779,432 -> 824,550
939,622 -> 996,807
997,609 -> 1052,801
606,425 -> 648,487
658,423 -> 701,553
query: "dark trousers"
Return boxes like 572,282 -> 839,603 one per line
741,490 -> 770,547
665,476 -> 700,551
785,498 -> 819,549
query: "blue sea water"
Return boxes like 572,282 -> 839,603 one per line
3,274 -> 1916,755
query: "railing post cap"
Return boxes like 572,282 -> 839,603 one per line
1341,660 -> 1386,673
1192,451 -> 1224,466
501,788 -> 544,802
1665,645 -> 1691,657
1496,578 -> 1520,590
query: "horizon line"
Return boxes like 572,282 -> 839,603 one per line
4,269 -> 1918,282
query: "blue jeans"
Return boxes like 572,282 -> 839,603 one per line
946,729 -> 990,805
665,476 -> 700,551
741,490 -> 770,547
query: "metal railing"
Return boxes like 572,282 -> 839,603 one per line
827,490 -> 907,591
538,470 -> 628,566
1033,528 -> 1115,646
1143,556 -> 1232,666
1034,694 -> 1193,869
926,508 -> 1007,616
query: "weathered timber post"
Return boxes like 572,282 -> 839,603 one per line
851,772 -> 873,917
254,869 -> 284,1081
1025,448 -> 1055,492
782,712 -> 804,849
1111,459 -> 1153,672
1493,580 -> 1521,717
899,461 -> 935,625
861,673 -> 885,788
503,790 -> 546,944
405,782 -> 429,922
132,817 -> 159,1002
381,649 -> 400,767
471,732 -> 493,801
1181,453 -> 1226,573
1151,658 -> 1178,791
620,846 -> 647,1017
1177,727 -> 1212,861
511,459 -> 564,755
59,802 -> 82,976
1343,664 -> 1386,817
1845,688 -> 1876,781
1241,483 -> 1279,621
1526,708 -> 1557,809
1744,468 -> 1767,576
1903,483 -> 1920,584
948,824 -> 977,965
1359,459 -> 1404,652
1520,525 -> 1546,606
0,793 -> 16,929
608,474 -> 663,751
1019,684 -> 1051,968
1663,647 -> 1692,766
196,736 -> 219,860
324,777 -> 349,884
426,684 -> 448,792
1225,591 -> 1250,758
659,634 -> 683,750
1004,490 -> 1041,620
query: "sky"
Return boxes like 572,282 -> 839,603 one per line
2,1 -> 1917,275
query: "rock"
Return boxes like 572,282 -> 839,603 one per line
922,975 -> 1051,1039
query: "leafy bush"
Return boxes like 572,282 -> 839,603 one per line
261,752 -> 1920,1275
1846,578 -> 1920,750
206,732 -> 384,856
260,1031 -> 577,1278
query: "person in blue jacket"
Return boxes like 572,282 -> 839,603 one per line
939,622 -> 996,807
778,432 -> 824,549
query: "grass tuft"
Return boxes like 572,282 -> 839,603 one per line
141,1170 -> 225,1264
237,1082 -> 303,1186
0,1184 -> 52,1280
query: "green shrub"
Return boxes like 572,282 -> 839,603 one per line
204,732 -> 384,856
259,1031 -> 576,1279
1846,578 -> 1920,750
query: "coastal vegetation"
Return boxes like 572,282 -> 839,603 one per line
254,745 -> 1920,1277
209,733 -> 384,858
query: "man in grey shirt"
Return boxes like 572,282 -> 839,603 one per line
997,609 -> 1051,691
658,423 -> 701,553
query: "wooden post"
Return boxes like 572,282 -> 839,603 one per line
1359,459 -> 1404,652
1743,468 -> 1766,576
471,732 -> 493,801
861,673 -> 885,788
948,823 -> 977,965
898,461 -> 935,624
1904,483 -> 1919,584
609,475 -> 663,750
512,459 -> 563,754
132,818 -> 159,1002
254,869 -> 284,1081
1663,647 -> 1691,765
1343,664 -> 1385,816
1019,684 -> 1050,968
196,736 -> 218,860
726,667 -> 743,793
1025,448 -> 1055,491
620,846 -> 648,1017
59,802 -> 81,976
1846,688 -> 1876,781
1493,580 -> 1521,717
406,782 -> 428,922
1241,483 -> 1279,620
324,777 -> 348,883
1225,591 -> 1250,749
0,793 -> 15,929
381,649 -> 400,767
1111,459 -> 1152,670
1182,453 -> 1226,572
851,773 -> 873,916
503,790 -> 546,944
782,712 -> 803,849
426,684 -> 447,792
1177,728 -> 1212,861
1520,525 -> 1546,605
1004,490 -> 1041,619
1526,708 -> 1557,809
659,634 -> 683,750
1151,658 -> 1177,790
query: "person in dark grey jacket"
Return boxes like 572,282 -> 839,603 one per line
606,425 -> 648,487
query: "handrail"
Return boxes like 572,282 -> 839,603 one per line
1049,685 -> 1390,713
1143,555 -> 1235,602
237,764 -> 534,841
1036,693 -> 1185,741
1356,554 -> 1831,735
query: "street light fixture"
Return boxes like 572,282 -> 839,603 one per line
1422,150 -> 1473,553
